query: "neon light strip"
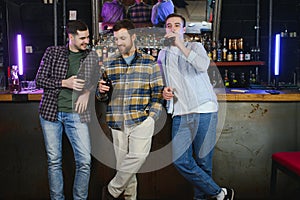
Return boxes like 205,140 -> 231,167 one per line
17,34 -> 23,75
274,34 -> 280,76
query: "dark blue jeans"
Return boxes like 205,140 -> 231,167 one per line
172,112 -> 221,200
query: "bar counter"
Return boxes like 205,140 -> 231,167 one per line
1,88 -> 300,102
0,88 -> 299,199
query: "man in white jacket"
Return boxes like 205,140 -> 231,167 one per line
158,13 -> 234,200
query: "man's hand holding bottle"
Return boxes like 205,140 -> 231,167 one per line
162,86 -> 175,100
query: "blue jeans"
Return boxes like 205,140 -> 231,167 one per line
40,112 -> 91,200
172,113 -> 221,200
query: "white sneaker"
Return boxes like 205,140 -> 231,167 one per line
223,188 -> 234,200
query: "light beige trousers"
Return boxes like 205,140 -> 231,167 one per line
108,117 -> 155,200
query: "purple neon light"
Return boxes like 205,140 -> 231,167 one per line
17,34 -> 23,75
274,34 -> 280,76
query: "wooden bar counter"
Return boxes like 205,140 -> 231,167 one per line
0,89 -> 299,199
1,88 -> 300,102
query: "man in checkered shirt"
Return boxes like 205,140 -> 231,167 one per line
97,19 -> 164,200
35,20 -> 98,200
127,0 -> 152,23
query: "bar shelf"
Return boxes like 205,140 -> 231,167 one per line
210,61 -> 265,67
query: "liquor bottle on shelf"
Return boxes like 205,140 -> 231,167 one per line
249,70 -> 253,84
222,38 -> 227,61
206,41 -> 212,60
239,72 -> 247,88
224,69 -> 230,87
255,67 -> 259,84
232,39 -> 238,62
217,73 -> 223,88
238,38 -> 244,62
227,39 -> 233,62
249,70 -> 256,84
230,72 -> 238,88
216,41 -> 222,62
250,46 -> 260,61
212,41 -> 217,62
251,73 -> 256,84
244,44 -> 251,61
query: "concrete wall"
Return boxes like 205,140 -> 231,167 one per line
214,102 -> 300,199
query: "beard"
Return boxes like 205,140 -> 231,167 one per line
75,43 -> 88,51
117,41 -> 134,55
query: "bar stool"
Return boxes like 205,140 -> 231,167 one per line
270,151 -> 300,195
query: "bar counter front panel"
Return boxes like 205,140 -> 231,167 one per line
0,90 -> 299,199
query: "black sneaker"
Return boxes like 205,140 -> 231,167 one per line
223,188 -> 234,200
102,186 -> 118,200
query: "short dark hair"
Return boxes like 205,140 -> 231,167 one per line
66,20 -> 88,35
113,19 -> 135,34
165,13 -> 186,28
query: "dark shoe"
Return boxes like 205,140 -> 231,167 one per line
223,188 -> 234,200
102,186 -> 118,200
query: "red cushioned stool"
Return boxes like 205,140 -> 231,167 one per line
270,152 -> 300,195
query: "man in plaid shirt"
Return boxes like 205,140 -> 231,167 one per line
97,19 -> 164,200
127,0 -> 152,23
35,20 -> 98,200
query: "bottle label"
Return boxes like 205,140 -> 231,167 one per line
233,52 -> 238,61
227,53 -> 233,62
245,53 -> 251,61
239,53 -> 244,61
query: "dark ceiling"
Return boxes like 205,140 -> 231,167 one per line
3,0 -> 83,6
4,0 -> 47,6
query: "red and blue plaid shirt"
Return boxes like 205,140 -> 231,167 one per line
127,2 -> 152,23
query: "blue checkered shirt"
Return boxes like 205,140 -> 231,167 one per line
96,49 -> 164,129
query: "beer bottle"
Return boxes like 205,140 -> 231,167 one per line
98,68 -> 112,101
102,70 -> 112,88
